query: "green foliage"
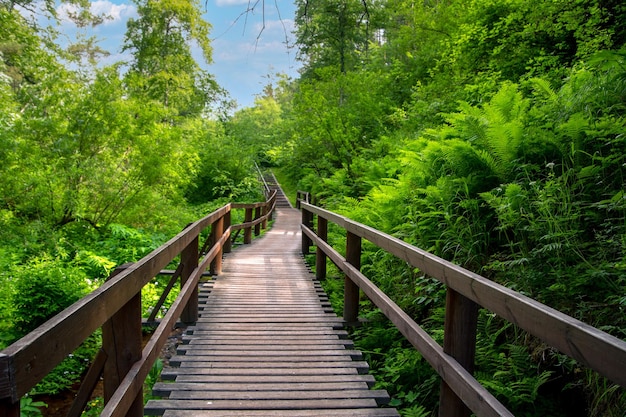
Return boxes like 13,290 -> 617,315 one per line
295,0 -> 383,77
185,125 -> 262,204
474,313 -> 558,415
583,371 -> 626,417
284,9 -> 626,409
142,277 -> 180,318
19,396 -> 46,417
144,358 -> 164,402
11,260 -> 88,339
81,397 -> 104,417
271,68 -> 394,199
123,0 -> 218,117
1,0 -> 625,413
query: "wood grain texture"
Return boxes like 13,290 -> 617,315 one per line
145,208 -> 397,417
303,212 -> 515,417
0,205 -> 231,401
160,410 -> 400,417
303,203 -> 626,387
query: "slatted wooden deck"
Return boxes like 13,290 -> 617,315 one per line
144,207 -> 398,416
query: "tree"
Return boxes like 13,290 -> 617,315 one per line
1,0 -> 88,18
122,0 -> 219,118
295,0 -> 383,78
0,6 -> 206,227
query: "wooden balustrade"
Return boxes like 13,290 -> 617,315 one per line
295,190 -> 310,209
231,190 -> 277,245
298,199 -> 626,417
0,193 -> 276,417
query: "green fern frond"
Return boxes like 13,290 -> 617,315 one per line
474,148 -> 501,176
558,112 -> 588,141
486,83 -> 529,123
530,77 -> 559,103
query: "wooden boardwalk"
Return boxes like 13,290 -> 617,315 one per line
145,207 -> 398,416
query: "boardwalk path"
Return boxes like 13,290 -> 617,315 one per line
145,207 -> 398,416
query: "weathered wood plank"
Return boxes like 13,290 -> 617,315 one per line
180,341 -> 354,348
165,389 -> 390,403
174,360 -> 370,370
186,328 -> 348,336
170,356 -> 362,365
199,304 -> 326,308
152,208 -> 394,417
183,334 -> 352,346
153,381 -> 370,394
196,313 -> 341,319
195,317 -> 344,324
175,348 -> 361,357
160,410 -> 399,417
145,399 -> 380,413
185,328 -> 348,336
168,374 -> 377,386
191,323 -> 345,330
161,367 -> 363,378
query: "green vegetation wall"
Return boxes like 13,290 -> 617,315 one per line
2,0 -> 625,414
259,0 -> 626,415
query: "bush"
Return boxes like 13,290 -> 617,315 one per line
12,259 -> 88,340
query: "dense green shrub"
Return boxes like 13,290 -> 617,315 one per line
293,55 -> 626,414
12,260 -> 89,340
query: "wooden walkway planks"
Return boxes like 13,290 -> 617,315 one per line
145,207 -> 398,416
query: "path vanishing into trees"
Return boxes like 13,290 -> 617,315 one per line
144,206 -> 398,416
1,178 -> 625,417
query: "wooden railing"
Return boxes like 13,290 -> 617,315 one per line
295,190 -> 310,209
255,162 -> 271,197
0,191 -> 276,417
299,199 -> 626,417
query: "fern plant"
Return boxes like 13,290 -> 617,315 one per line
474,311 -> 558,416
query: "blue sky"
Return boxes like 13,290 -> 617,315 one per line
50,0 -> 301,109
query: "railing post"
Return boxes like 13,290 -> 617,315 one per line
261,204 -> 268,230
210,216 -> 224,275
0,399 -> 19,417
102,264 -> 143,417
254,206 -> 261,236
223,209 -> 232,254
180,235 -> 199,324
0,354 -> 19,417
438,288 -> 479,417
301,207 -> 313,255
244,208 -> 253,244
344,231 -> 361,325
268,193 -> 275,222
316,216 -> 328,281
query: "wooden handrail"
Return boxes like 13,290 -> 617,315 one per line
0,192 -> 277,417
299,200 -> 626,417
295,190 -> 310,209
254,162 -> 271,198
231,190 -> 276,244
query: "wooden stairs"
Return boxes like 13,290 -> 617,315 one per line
264,173 -> 292,209
144,207 -> 398,416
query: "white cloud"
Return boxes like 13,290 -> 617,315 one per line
91,1 -> 137,25
56,1 -> 136,27
253,18 -> 294,35
215,0 -> 252,7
